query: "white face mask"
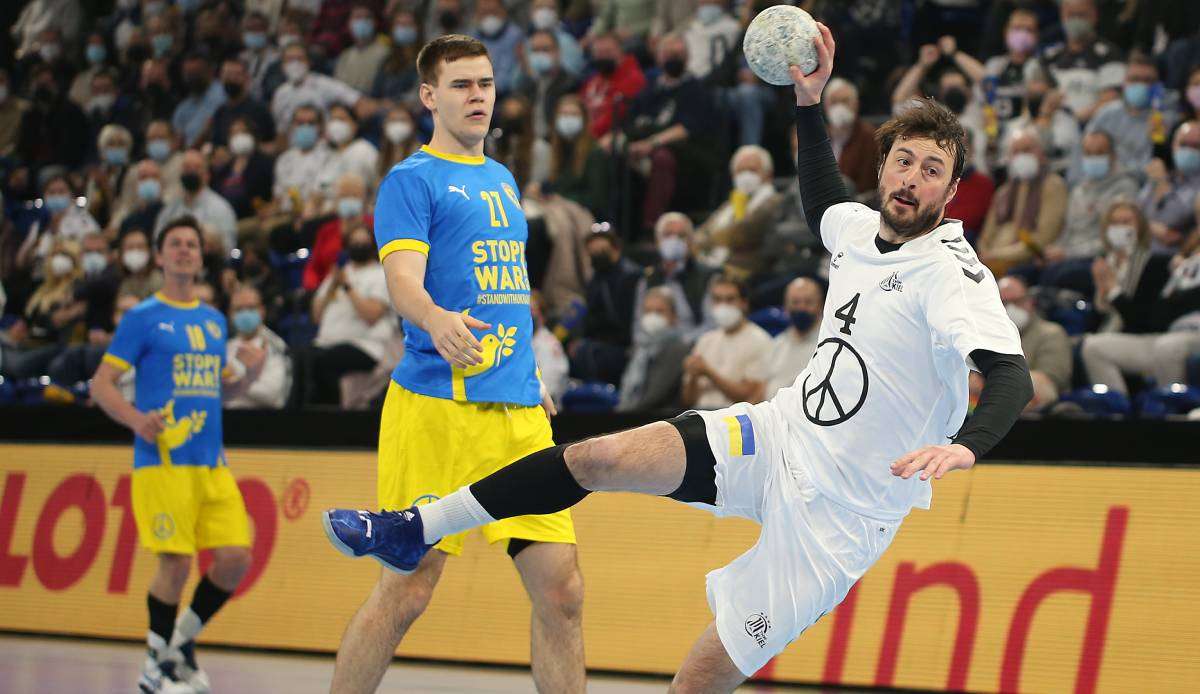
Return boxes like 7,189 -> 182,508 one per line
82,251 -> 108,275
658,235 -> 688,263
1005,303 -> 1031,330
1008,153 -> 1039,181
283,60 -> 308,82
640,312 -> 669,336
555,114 -> 583,138
230,132 -> 255,156
733,170 -> 762,195
326,119 -> 353,145
479,15 -> 504,35
532,7 -> 558,30
1106,224 -> 1137,250
827,103 -> 854,128
385,120 -> 413,144
123,248 -> 149,272
49,253 -> 74,277
712,303 -> 742,329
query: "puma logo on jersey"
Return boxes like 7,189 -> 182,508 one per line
447,184 -> 469,200
157,321 -> 175,333
879,271 -> 903,292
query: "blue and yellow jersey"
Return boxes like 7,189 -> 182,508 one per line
103,292 -> 227,469
374,145 -> 540,406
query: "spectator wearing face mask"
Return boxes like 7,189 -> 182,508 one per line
271,44 -> 365,128
212,117 -> 275,219
579,33 -> 645,139
239,11 -> 284,101
377,106 -> 421,181
371,9 -> 421,105
527,0 -> 584,77
997,276 -> 1071,410
764,277 -> 824,400
634,212 -> 718,342
86,123 -> 137,230
823,78 -> 877,195
570,228 -> 642,385
116,160 -> 166,237
681,0 -> 740,80
224,285 -> 292,409
333,5 -> 389,94
155,150 -> 238,253
0,241 -> 81,380
530,290 -> 569,408
82,70 -> 138,159
17,175 -> 101,275
320,102 -> 380,191
13,5 -> 82,65
70,231 -> 122,341
1042,0 -> 1125,124
469,0 -> 525,96
18,63 -> 88,170
1016,130 -> 1137,293
617,287 -> 690,412
303,173 -> 372,292
209,57 -> 277,151
696,145 -> 782,280
1139,120 -> 1200,252
1083,202 -> 1200,394
977,128 -> 1067,274
681,275 -> 770,410
273,105 -> 333,209
46,293 -> 139,392
1082,54 -> 1174,182
423,0 -> 469,44
172,53 -> 227,148
545,94 -> 610,218
115,229 -> 163,300
300,225 -> 395,406
975,9 -> 1046,125
516,31 -> 578,141
142,120 -> 184,200
891,44 -> 988,174
997,65 -> 1081,175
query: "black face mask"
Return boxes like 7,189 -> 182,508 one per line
439,10 -> 459,31
941,87 -> 968,114
347,244 -> 374,263
125,43 -> 150,64
590,253 -> 614,273
33,85 -> 56,104
594,57 -> 617,76
184,75 -> 208,95
222,81 -> 244,99
181,173 -> 202,193
1025,93 -> 1044,116
663,57 -> 686,79
788,310 -> 815,332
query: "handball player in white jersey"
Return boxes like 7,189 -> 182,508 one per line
324,22 -> 1034,693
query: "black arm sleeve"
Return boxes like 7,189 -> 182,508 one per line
952,349 -> 1034,460
795,104 -> 853,245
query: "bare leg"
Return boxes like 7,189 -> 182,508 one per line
206,545 -> 251,591
329,549 -> 448,694
149,553 -> 192,604
513,542 -> 586,693
566,421 -> 687,494
669,622 -> 747,694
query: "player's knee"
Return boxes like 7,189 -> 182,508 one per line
216,547 -> 253,584
377,572 -> 436,622
565,436 -> 624,490
1080,335 -> 1106,364
535,568 -> 584,623
159,554 -> 192,588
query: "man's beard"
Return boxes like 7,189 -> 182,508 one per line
879,188 -> 947,239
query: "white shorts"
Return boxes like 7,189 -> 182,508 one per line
686,400 -> 902,676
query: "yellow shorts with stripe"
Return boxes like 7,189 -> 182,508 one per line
132,464 -> 251,554
378,382 -> 574,556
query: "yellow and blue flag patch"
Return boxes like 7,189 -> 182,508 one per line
724,414 -> 756,457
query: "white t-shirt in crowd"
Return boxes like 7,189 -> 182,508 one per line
691,320 -> 772,410
764,323 -> 820,400
314,262 -> 396,362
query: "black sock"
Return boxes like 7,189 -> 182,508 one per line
147,594 -> 178,645
189,575 -> 233,624
469,443 -> 591,520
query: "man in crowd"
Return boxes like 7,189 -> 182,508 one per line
681,275 -> 771,410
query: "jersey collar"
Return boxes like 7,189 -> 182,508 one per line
154,291 -> 200,309
874,218 -> 965,255
420,144 -> 485,166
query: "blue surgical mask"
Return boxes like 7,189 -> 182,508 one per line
232,309 -> 262,335
337,197 -> 363,218
103,147 -> 129,166
528,50 -> 555,76
789,309 -> 815,332
1174,146 -> 1200,175
392,25 -> 417,45
146,138 -> 171,162
243,31 -> 267,50
137,178 -> 162,202
696,4 -> 724,25
291,124 -> 318,150
1080,155 -> 1110,180
86,44 -> 107,65
1123,83 -> 1151,109
350,18 -> 375,41
44,194 -> 72,214
152,33 -> 173,58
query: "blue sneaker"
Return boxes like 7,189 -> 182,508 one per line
322,507 -> 432,574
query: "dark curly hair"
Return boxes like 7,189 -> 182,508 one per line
874,97 -> 967,182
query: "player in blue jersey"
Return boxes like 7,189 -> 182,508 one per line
322,36 -> 585,693
92,216 -> 260,694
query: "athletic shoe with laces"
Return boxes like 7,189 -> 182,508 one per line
137,649 -> 164,693
322,507 -> 432,573
138,647 -> 193,694
160,641 -> 210,694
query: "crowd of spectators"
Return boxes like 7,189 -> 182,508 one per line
0,0 -> 1198,418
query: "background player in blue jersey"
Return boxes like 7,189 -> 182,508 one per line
92,216 -> 261,694
322,36 -> 586,694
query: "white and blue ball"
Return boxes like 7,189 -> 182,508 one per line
742,5 -> 821,86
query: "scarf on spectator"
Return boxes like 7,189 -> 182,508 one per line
1108,244 -> 1151,299
992,173 -> 1043,235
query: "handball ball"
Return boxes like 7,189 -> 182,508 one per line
743,5 -> 821,86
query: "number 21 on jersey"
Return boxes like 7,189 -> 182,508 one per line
480,190 -> 509,228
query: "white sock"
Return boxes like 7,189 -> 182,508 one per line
147,631 -> 168,655
168,608 -> 203,651
418,486 -> 495,544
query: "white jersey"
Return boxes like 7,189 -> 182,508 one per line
773,202 -> 1022,521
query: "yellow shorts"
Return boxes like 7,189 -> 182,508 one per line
132,464 -> 251,555
378,382 -> 575,556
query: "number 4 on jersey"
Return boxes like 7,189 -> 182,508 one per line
834,293 -> 860,335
